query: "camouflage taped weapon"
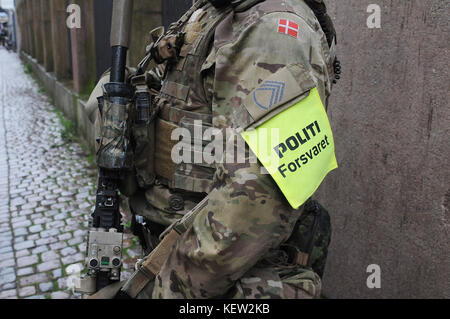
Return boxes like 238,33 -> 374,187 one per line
76,0 -> 134,296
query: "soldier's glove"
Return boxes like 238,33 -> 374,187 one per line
135,27 -> 185,77
151,32 -> 185,64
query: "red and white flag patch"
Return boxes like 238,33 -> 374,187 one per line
278,19 -> 299,38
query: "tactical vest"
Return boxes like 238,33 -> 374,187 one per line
149,1 -> 231,194
138,0 -> 336,195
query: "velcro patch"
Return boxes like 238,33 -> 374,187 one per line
242,64 -> 316,129
278,19 -> 299,38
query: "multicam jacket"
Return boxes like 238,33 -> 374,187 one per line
89,0 -> 336,299
147,0 -> 335,299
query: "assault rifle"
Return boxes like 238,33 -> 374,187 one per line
76,0 -> 134,295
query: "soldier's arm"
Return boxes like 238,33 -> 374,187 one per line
153,11 -> 333,299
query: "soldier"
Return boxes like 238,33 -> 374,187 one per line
88,0 -> 340,299
0,23 -> 7,47
0,7 -> 8,48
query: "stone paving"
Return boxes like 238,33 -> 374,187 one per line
0,48 -> 143,299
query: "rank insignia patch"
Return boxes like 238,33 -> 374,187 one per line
253,81 -> 286,110
278,19 -> 299,38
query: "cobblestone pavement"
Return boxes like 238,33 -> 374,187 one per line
0,49 -> 143,299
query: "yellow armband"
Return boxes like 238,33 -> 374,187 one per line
241,87 -> 338,209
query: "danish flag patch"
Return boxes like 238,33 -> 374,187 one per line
278,19 -> 299,38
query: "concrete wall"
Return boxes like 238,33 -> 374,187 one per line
317,0 -> 449,298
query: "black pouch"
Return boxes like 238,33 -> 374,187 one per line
131,75 -> 157,189
131,122 -> 156,188
284,199 -> 332,278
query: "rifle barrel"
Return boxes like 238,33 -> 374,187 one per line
110,0 -> 134,83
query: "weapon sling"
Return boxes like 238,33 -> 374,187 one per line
119,196 -> 209,298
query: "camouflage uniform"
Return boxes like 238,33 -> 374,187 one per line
89,0 -> 336,299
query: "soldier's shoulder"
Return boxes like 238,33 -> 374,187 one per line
215,0 -> 320,48
249,0 -> 318,22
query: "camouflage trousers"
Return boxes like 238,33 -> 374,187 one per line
125,199 -> 325,299
131,263 -> 321,299
223,264 -> 322,299
92,259 -> 321,299
107,142 -> 331,300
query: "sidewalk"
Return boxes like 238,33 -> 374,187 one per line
0,48 -> 142,299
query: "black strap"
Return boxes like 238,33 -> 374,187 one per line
304,200 -> 322,267
304,0 -> 336,47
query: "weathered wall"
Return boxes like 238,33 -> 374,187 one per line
70,0 -> 97,95
317,0 -> 449,298
162,0 -> 193,29
129,0 -> 163,67
31,0 -> 43,64
93,0 -> 113,80
40,0 -> 54,72
49,0 -> 72,80
25,0 -> 34,57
